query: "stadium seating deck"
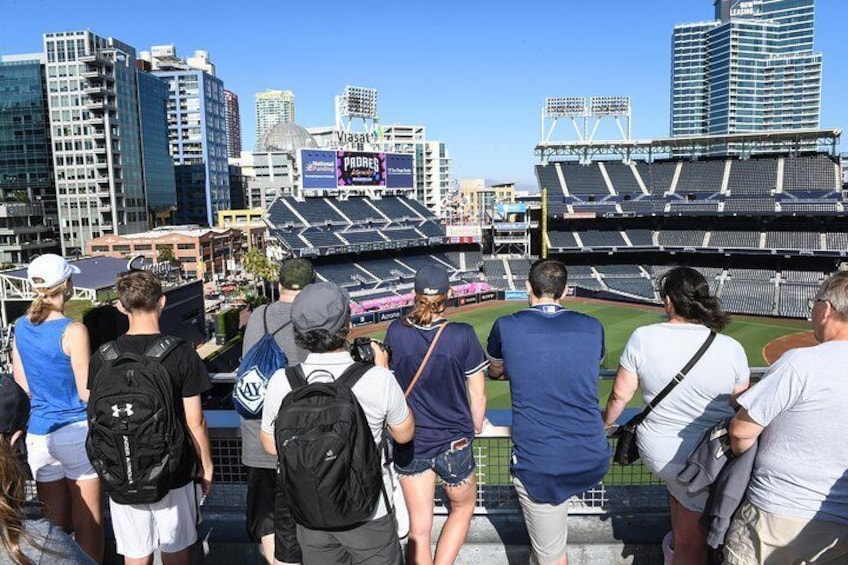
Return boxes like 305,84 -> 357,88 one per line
626,229 -> 654,246
646,161 -> 676,195
778,283 -> 816,318
765,231 -> 820,250
709,231 -> 760,248
723,197 -> 776,213
720,279 -> 775,316
266,199 -> 303,227
596,265 -> 643,278
825,233 -> 848,250
561,163 -> 609,195
289,197 -> 347,224
300,229 -> 346,248
727,158 -> 777,194
333,197 -> 388,223
382,228 -> 424,242
605,278 -> 655,300
314,263 -> 374,286
338,230 -> 386,245
536,164 -> 564,195
676,160 -> 724,194
548,231 -> 579,248
783,155 -> 839,192
657,230 -> 706,247
369,197 -> 422,221
402,197 -> 438,220
578,231 -> 626,248
604,162 -> 642,193
417,222 -> 446,238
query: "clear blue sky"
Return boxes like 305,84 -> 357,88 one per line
2,0 -> 846,186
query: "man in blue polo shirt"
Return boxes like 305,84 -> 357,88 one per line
487,259 -> 609,565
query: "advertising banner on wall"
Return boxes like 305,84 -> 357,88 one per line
504,290 -> 529,301
351,313 -> 376,327
386,153 -> 414,189
497,203 -> 526,215
301,150 -> 337,190
445,224 -> 482,244
337,151 -> 386,187
479,291 -> 497,302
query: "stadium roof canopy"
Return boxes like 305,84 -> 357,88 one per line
535,128 -> 842,163
0,256 -> 128,301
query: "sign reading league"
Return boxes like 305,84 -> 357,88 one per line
301,149 -> 337,190
337,151 -> 387,187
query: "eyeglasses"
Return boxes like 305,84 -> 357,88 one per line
807,297 -> 829,311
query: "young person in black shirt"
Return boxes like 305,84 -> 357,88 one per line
88,270 -> 212,565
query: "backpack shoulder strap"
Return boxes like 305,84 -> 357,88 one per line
285,365 -> 308,390
143,335 -> 184,361
99,340 -> 120,363
337,362 -> 372,390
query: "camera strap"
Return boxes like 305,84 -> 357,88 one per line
404,322 -> 448,398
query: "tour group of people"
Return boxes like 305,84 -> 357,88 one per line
1,253 -> 846,565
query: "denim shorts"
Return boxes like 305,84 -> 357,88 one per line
394,438 -> 475,487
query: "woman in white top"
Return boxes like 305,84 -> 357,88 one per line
603,267 -> 749,565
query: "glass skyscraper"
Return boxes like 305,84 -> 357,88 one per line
671,0 -> 821,138
0,55 -> 60,263
137,71 -> 176,222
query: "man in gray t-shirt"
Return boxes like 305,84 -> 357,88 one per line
239,258 -> 314,565
725,272 -> 848,565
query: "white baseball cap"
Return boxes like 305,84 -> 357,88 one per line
27,254 -> 81,290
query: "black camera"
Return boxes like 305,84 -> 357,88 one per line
351,337 -> 392,364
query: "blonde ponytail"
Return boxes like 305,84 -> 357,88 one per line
26,281 -> 67,325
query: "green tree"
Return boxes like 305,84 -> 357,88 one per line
242,248 -> 278,298
157,244 -> 178,266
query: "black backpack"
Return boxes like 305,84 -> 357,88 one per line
86,336 -> 186,505
274,362 -> 389,531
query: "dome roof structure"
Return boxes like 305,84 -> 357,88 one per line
257,122 -> 319,153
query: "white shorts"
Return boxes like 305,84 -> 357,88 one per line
26,420 -> 98,482
110,482 -> 202,559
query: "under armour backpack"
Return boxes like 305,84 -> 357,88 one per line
86,336 -> 186,505
274,363 -> 388,531
233,306 -> 290,418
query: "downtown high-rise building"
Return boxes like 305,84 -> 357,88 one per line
141,45 -> 230,227
43,31 -> 151,254
224,89 -> 241,158
671,0 -> 821,138
255,89 -> 294,145
0,54 -> 61,263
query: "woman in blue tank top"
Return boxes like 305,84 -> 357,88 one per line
12,254 -> 103,563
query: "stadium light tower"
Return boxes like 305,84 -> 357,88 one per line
541,95 -> 632,144
335,86 -> 380,149
542,97 -> 587,143
589,96 -> 631,141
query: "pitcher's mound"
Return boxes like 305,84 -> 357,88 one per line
762,331 -> 818,365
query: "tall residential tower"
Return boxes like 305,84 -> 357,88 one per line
44,31 -> 150,253
223,89 -> 242,158
671,0 -> 821,138
255,89 -> 294,145
141,45 -> 230,226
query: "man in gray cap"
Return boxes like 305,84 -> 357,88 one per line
240,257 -> 315,565
259,281 -> 414,565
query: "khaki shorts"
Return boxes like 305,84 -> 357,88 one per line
513,477 -> 569,565
724,500 -> 848,565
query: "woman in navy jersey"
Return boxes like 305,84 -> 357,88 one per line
12,254 -> 103,563
380,265 -> 488,565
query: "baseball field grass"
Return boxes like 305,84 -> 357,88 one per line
365,298 -> 812,411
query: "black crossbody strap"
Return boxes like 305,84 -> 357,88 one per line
627,331 -> 716,428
